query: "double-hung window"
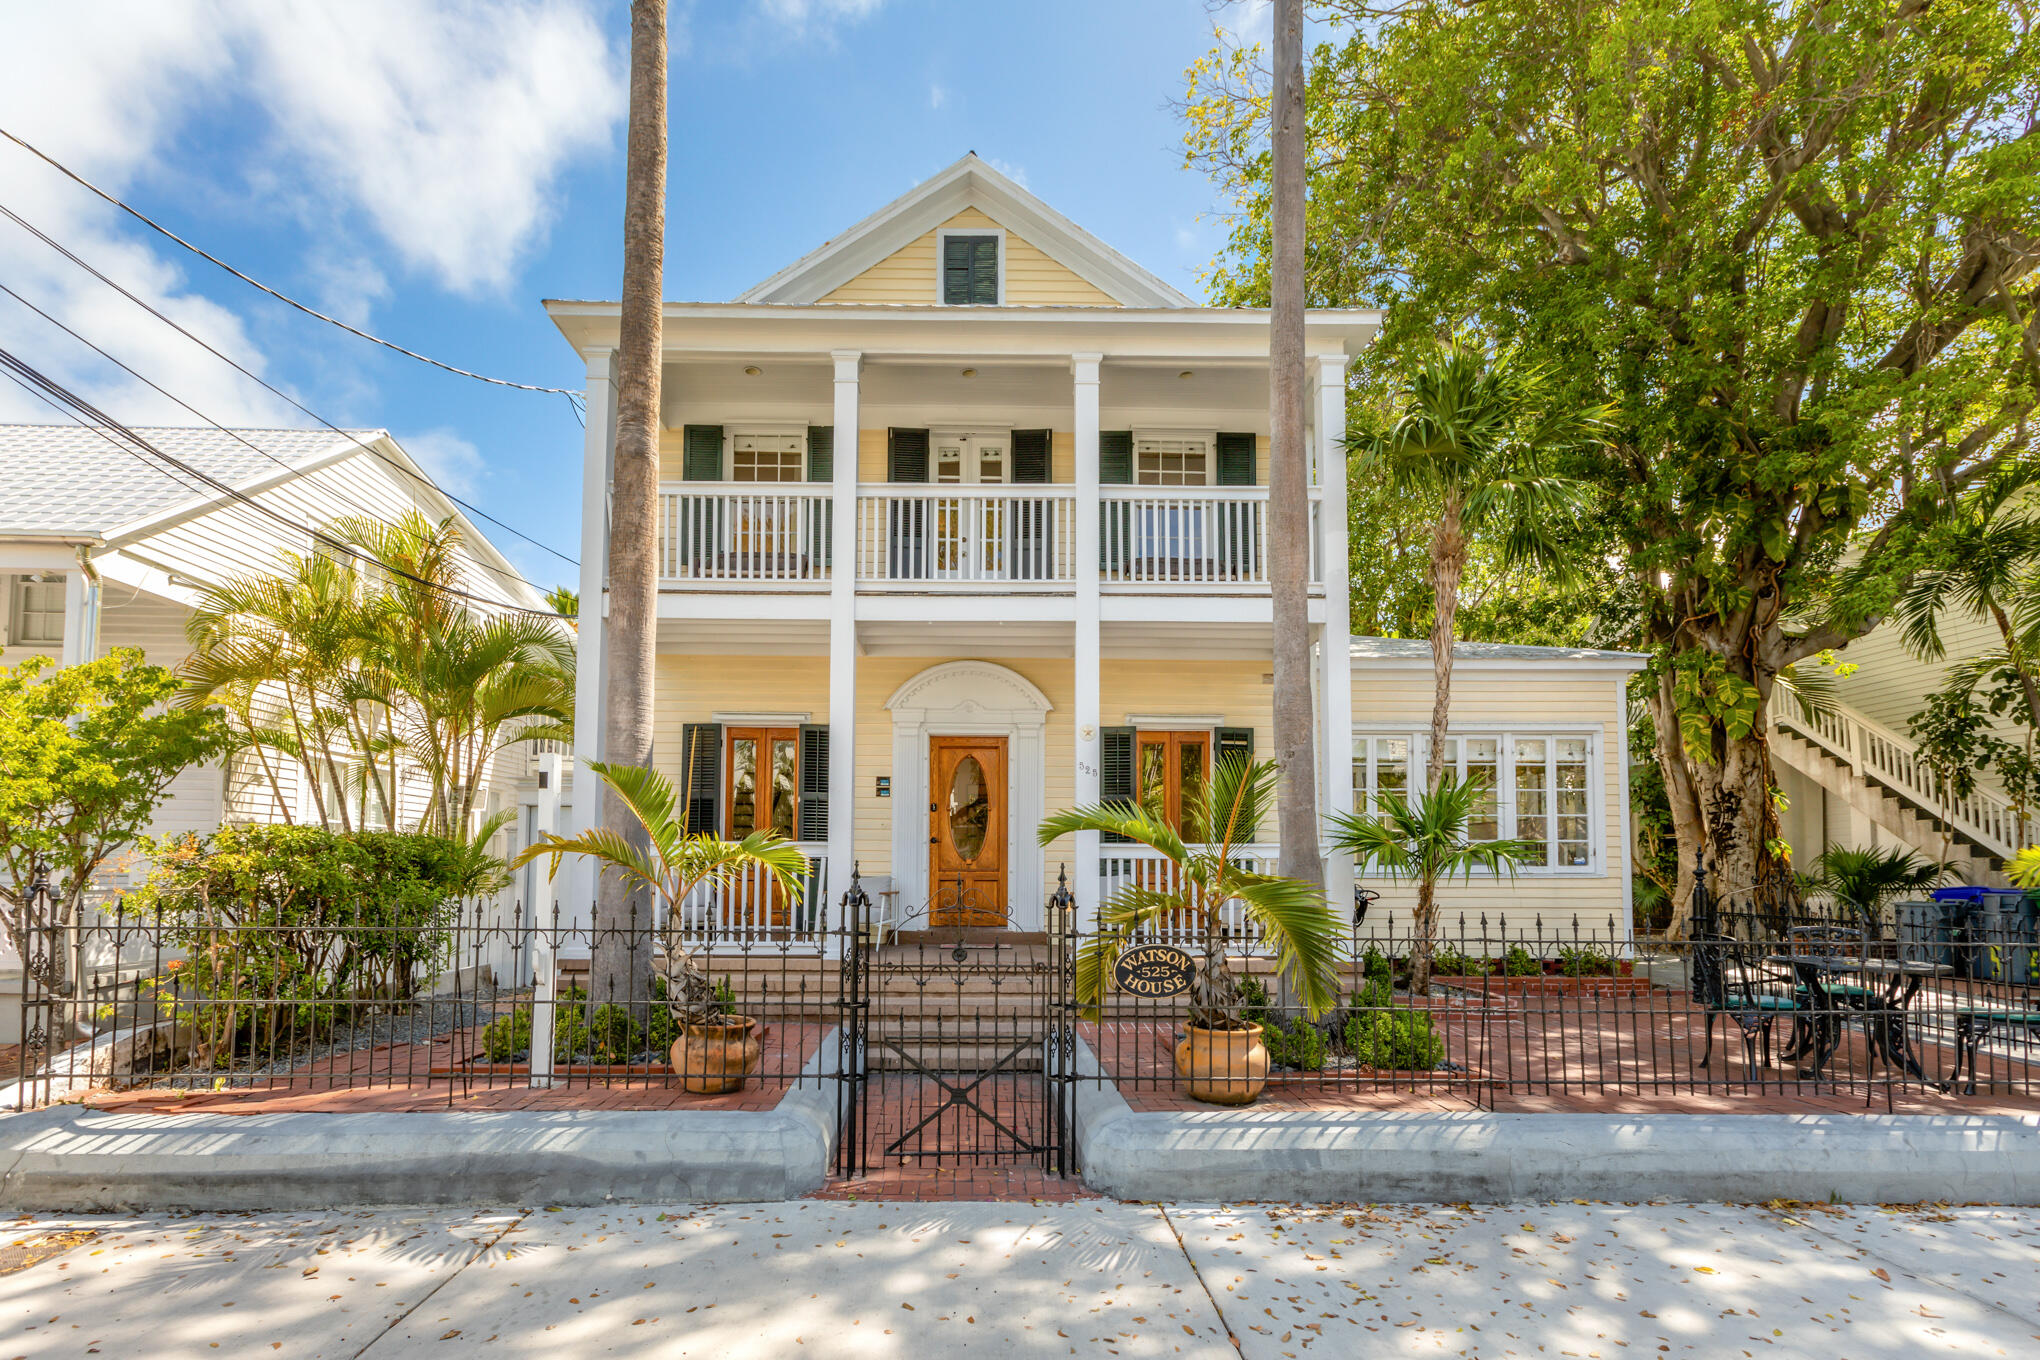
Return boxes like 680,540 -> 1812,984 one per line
6,574 -> 64,646
1352,730 -> 1597,871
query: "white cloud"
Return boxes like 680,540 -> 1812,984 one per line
0,1 -> 623,431
402,427 -> 486,499
929,82 -> 948,110
758,0 -> 885,36
986,157 -> 1030,189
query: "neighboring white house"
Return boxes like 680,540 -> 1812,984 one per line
0,423 -> 564,1031
547,153 -> 1648,947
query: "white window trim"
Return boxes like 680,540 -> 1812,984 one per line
723,425 -> 809,482
934,227 -> 1006,305
1351,724 -> 1603,876
1130,429 -> 1218,487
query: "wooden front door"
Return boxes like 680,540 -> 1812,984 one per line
929,736 -> 1008,927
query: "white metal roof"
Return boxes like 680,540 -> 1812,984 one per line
1350,636 -> 1649,669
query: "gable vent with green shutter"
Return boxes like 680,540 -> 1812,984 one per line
1215,432 -> 1257,486
942,234 -> 999,305
1099,726 -> 1137,844
680,722 -> 722,835
797,724 -> 829,842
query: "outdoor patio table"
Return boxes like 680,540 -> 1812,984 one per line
1762,956 -> 1952,1084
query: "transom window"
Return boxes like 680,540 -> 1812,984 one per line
1352,731 -> 1595,870
1135,436 -> 1212,486
731,433 -> 805,483
7,574 -> 64,646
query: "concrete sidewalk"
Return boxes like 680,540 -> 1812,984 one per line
2,1200 -> 2035,1357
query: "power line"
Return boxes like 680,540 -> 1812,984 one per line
0,125 -> 586,413
0,345 -> 572,622
0,198 -> 579,569
0,278 -> 561,600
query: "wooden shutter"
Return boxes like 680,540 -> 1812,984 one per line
797,724 -> 829,842
806,425 -> 833,482
887,428 -> 929,578
682,425 -> 723,481
1099,431 -> 1134,573
1215,432 -> 1257,486
1010,429 -> 1052,580
1100,726 -> 1136,844
1215,726 -> 1255,769
805,427 -> 834,571
680,723 -> 722,834
1011,429 -> 1051,484
943,234 -> 998,304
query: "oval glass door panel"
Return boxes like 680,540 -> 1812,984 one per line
946,755 -> 990,862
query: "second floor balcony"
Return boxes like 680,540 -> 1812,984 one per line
657,481 -> 1324,593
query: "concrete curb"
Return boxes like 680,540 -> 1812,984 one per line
0,1028 -> 849,1212
1067,1037 -> 2040,1204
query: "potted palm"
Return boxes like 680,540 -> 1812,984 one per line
1040,754 -> 1345,1105
512,760 -> 808,1093
1330,773 -> 1539,994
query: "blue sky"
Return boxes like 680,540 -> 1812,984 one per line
0,0 -> 1269,593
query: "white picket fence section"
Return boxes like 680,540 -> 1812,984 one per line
1773,703 -> 2027,859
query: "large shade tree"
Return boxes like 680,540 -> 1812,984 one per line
1186,0 -> 2040,928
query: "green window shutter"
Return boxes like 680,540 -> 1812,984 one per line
942,234 -> 999,304
682,425 -> 723,481
1215,726 -> 1255,770
680,723 -> 722,835
888,428 -> 929,482
806,425 -> 833,482
797,724 -> 829,842
1100,726 -> 1136,845
1012,429 -> 1051,484
1215,432 -> 1257,486
1098,430 -> 1133,485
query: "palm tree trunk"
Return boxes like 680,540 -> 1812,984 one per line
1268,0 -> 1320,897
1425,491 -> 1465,791
592,0 -> 668,1009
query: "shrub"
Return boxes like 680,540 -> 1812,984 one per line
1237,975 -> 1274,1027
1262,1016 -> 1327,1071
1501,945 -> 1543,977
1558,944 -> 1614,977
1346,1008 -> 1446,1070
585,1004 -> 644,1064
1431,943 -> 1490,977
477,986 -> 590,1063
1360,947 -> 1392,987
121,825 -> 492,1065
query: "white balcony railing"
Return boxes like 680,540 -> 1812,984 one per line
1096,843 -> 1280,952
671,848 -> 830,947
855,485 -> 1077,587
1100,487 -> 1318,588
658,485 -> 832,586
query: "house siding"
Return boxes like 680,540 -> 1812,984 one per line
818,208 -> 1121,307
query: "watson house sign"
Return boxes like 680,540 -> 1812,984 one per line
1112,944 -> 1195,999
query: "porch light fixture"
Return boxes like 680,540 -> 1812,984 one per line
743,365 -> 762,376
960,367 -> 978,378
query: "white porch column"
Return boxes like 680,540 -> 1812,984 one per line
1073,354 -> 1104,920
528,750 -> 564,1089
566,350 -> 618,928
828,351 -> 861,919
1314,355 -> 1354,911
59,554 -> 99,666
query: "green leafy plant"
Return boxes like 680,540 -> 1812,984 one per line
1557,944 -> 1614,978
513,760 -> 808,1026
1332,773 -> 1539,994
0,650 -> 226,1002
1263,1016 -> 1327,1071
1801,846 -> 1949,934
1042,753 -> 1347,1029
1431,943 -> 1488,978
1343,978 -> 1445,1070
1501,946 -> 1542,978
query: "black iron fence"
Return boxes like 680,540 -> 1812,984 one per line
11,871 -> 2039,1132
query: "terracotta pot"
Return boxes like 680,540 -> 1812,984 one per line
670,1015 -> 762,1094
1173,1022 -> 1268,1106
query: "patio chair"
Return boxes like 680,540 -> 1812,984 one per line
1947,1008 -> 2040,1094
1690,933 -> 1805,1073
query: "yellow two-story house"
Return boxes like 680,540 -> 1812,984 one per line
547,155 -> 1643,947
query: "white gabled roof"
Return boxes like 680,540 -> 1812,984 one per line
736,153 -> 1196,309
1350,636 -> 1650,670
0,424 -> 377,538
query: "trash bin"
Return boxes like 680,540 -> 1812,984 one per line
1896,898 -> 1954,968
1974,891 -> 2033,984
1932,887 -> 1993,979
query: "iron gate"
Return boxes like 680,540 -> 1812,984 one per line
834,872 -> 1077,1177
